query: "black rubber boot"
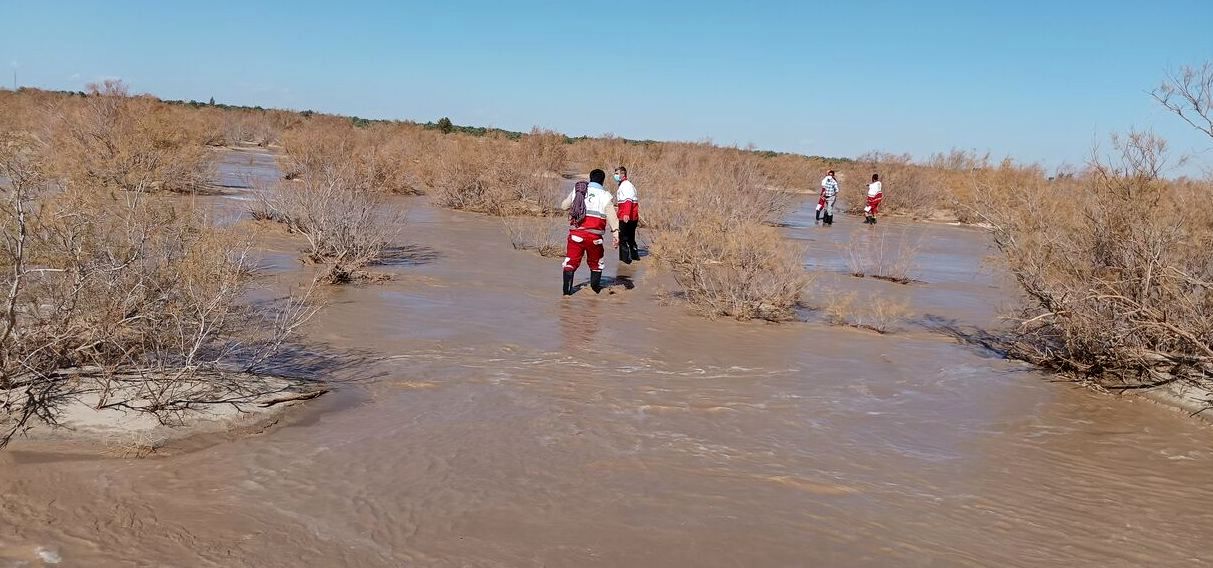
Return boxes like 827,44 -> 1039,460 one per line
619,245 -> 631,264
562,271 -> 574,296
590,271 -> 603,294
630,243 -> 640,261
871,216 -> 877,225
815,209 -> 822,222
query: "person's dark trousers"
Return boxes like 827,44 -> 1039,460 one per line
618,220 -> 640,262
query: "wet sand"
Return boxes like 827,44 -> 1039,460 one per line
2,153 -> 1212,567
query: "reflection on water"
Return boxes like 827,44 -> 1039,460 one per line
1,153 -> 1210,567
559,298 -> 601,353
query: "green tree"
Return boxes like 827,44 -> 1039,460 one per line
437,116 -> 454,134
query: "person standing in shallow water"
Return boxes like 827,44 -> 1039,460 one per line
561,169 -> 620,295
818,169 -> 839,225
864,173 -> 883,224
613,166 -> 640,264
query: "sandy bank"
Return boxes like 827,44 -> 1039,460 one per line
5,376 -> 327,458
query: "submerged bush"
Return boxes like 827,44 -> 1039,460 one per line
655,220 -> 809,321
253,161 -> 405,284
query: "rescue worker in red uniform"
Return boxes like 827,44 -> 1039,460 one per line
561,169 -> 620,295
613,166 -> 640,264
864,173 -> 884,224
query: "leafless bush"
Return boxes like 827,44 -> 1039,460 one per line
213,109 -> 294,147
48,80 -> 216,193
655,219 -> 809,321
823,291 -> 911,334
503,216 -> 565,257
1153,61 -> 1213,141
426,133 -> 562,216
253,163 -> 404,284
977,129 -> 1213,393
519,127 -> 569,175
0,133 -> 320,448
280,119 -> 421,194
840,226 -> 922,283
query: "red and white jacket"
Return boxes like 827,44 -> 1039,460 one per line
865,181 -> 884,214
615,179 -> 639,221
562,182 -> 620,237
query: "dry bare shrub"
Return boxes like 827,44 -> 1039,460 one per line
654,219 -> 809,321
49,80 -> 216,193
426,133 -> 562,216
253,163 -> 404,284
503,216 -> 565,257
867,296 -> 913,333
0,133 -> 319,448
0,89 -> 49,136
755,153 -> 834,192
1153,61 -> 1213,141
977,130 -> 1213,393
823,291 -> 857,327
519,127 -> 569,175
955,158 -> 1052,226
840,226 -> 923,283
823,291 -> 911,334
281,119 -> 421,194
218,109 -> 295,147
102,429 -> 168,458
175,104 -> 297,149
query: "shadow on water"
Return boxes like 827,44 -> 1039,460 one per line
918,314 -> 1011,359
558,299 -> 601,352
605,274 -> 636,290
377,244 -> 442,267
247,343 -> 392,385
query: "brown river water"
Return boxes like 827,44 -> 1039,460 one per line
2,150 -> 1212,567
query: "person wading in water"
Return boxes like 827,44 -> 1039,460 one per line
561,169 -> 620,295
818,169 -> 839,225
864,173 -> 883,224
613,166 -> 640,264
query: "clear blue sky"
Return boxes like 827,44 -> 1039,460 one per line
3,0 -> 1212,175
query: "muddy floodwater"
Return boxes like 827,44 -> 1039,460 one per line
2,153 -> 1212,567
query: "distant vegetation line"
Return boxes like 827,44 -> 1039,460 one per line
17,86 -> 852,163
